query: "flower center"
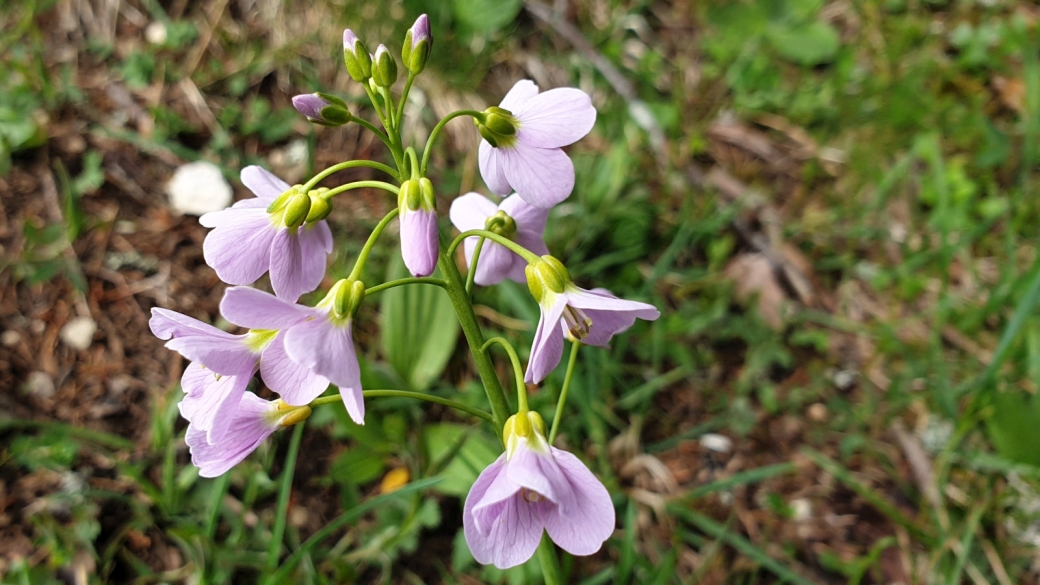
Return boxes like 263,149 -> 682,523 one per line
484,210 -> 517,237
562,305 -> 592,341
520,488 -> 543,503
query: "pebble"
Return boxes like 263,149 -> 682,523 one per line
790,498 -> 812,521
807,403 -> 828,422
1,330 -> 20,347
700,433 -> 733,453
166,161 -> 232,215
145,22 -> 167,45
26,371 -> 55,399
60,316 -> 97,351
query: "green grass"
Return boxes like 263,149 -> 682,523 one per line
5,0 -> 1040,583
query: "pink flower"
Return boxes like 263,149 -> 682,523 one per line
478,80 -> 596,209
220,281 -> 366,424
464,411 -> 614,569
449,192 -> 548,286
200,166 -> 333,302
186,392 -> 310,477
524,257 -> 660,383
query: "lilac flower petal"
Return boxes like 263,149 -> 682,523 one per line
178,367 -> 252,444
400,208 -> 439,277
229,198 -> 272,210
186,392 -> 280,478
201,209 -> 278,285
240,166 -> 290,201
542,447 -> 615,556
465,238 -> 516,286
179,362 -> 213,402
164,334 -> 257,377
473,455 -> 525,513
292,94 -> 328,120
449,192 -> 498,232
260,331 -> 330,405
220,286 -> 312,331
309,219 -> 334,253
269,227 -> 326,302
284,317 -> 365,424
577,307 -> 638,347
525,296 -> 567,383
478,140 -> 512,196
149,308 -> 237,342
503,439 -> 573,510
466,456 -> 544,569
564,288 -> 661,321
515,88 -> 596,149
499,194 -> 549,236
500,142 -> 574,209
499,79 -> 539,111
464,456 -> 506,539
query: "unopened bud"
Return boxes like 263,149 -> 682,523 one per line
343,29 -> 372,81
371,44 -> 398,88
292,93 -> 353,127
282,192 -> 312,228
402,14 -> 432,75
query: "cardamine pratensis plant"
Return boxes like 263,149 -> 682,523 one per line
150,14 -> 660,575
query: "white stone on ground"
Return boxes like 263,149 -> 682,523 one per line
166,161 -> 233,215
61,316 -> 97,350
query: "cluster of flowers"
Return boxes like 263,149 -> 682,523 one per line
150,15 -> 659,570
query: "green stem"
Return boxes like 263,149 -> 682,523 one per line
537,534 -> 562,585
364,277 -> 446,296
395,73 -> 415,125
321,180 -> 400,200
420,109 -> 484,175
351,118 -> 394,152
549,340 -> 580,444
437,250 -> 511,434
266,421 -> 305,574
448,229 -> 542,265
481,336 -> 527,411
309,389 -> 493,422
204,473 -> 231,541
381,86 -> 396,133
363,84 -> 405,172
348,208 -> 400,281
465,237 -> 486,297
302,160 -> 398,191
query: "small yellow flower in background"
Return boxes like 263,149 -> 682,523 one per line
380,467 -> 410,494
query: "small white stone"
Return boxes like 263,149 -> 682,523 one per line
26,371 -> 55,399
790,498 -> 812,521
61,316 -> 97,351
145,22 -> 167,45
166,161 -> 233,216
700,433 -> 733,453
1,330 -> 20,347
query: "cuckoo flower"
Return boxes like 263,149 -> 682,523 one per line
220,281 -> 367,424
477,80 -> 596,208
185,392 -> 311,478
449,192 -> 548,286
524,256 -> 660,383
401,14 -> 431,75
200,166 -> 333,302
398,178 -> 439,277
463,411 -> 614,569
149,308 -> 261,443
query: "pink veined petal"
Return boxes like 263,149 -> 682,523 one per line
466,238 -> 516,287
186,392 -> 280,477
149,308 -> 237,342
266,226 -> 322,299
478,140 -> 513,196
220,286 -> 312,331
564,287 -> 661,321
308,219 -> 334,253
473,455 -> 525,515
577,307 -> 639,347
503,439 -> 571,509
164,334 -> 257,377
464,455 -> 507,537
179,362 -> 214,402
500,143 -> 574,209
449,192 -> 498,233
499,194 -> 549,237
514,88 -> 597,149
240,166 -> 290,201
502,254 -> 529,285
260,331 -> 330,405
229,198 -> 271,210
478,494 -> 545,569
399,208 -> 439,277
284,317 -> 365,424
525,296 -> 567,384
178,368 -> 253,444
202,209 -> 278,285
542,447 -> 616,556
499,79 -> 540,111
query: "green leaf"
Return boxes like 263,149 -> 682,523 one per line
987,391 -> 1040,467
379,254 -> 460,391
766,21 -> 840,65
423,423 -> 499,497
452,0 -> 523,34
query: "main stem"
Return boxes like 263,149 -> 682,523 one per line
438,250 -> 510,435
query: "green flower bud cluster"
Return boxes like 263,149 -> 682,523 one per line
267,187 -> 334,229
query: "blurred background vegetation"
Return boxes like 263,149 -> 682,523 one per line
3,0 -> 1040,582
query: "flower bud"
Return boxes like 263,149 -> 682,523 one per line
484,210 -> 517,237
475,107 -> 519,148
371,44 -> 398,88
324,278 -> 366,320
401,14 -> 432,75
305,191 -> 332,223
292,93 -> 352,127
282,192 -> 312,229
343,29 -> 372,81
399,178 -> 438,277
525,255 -> 570,303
